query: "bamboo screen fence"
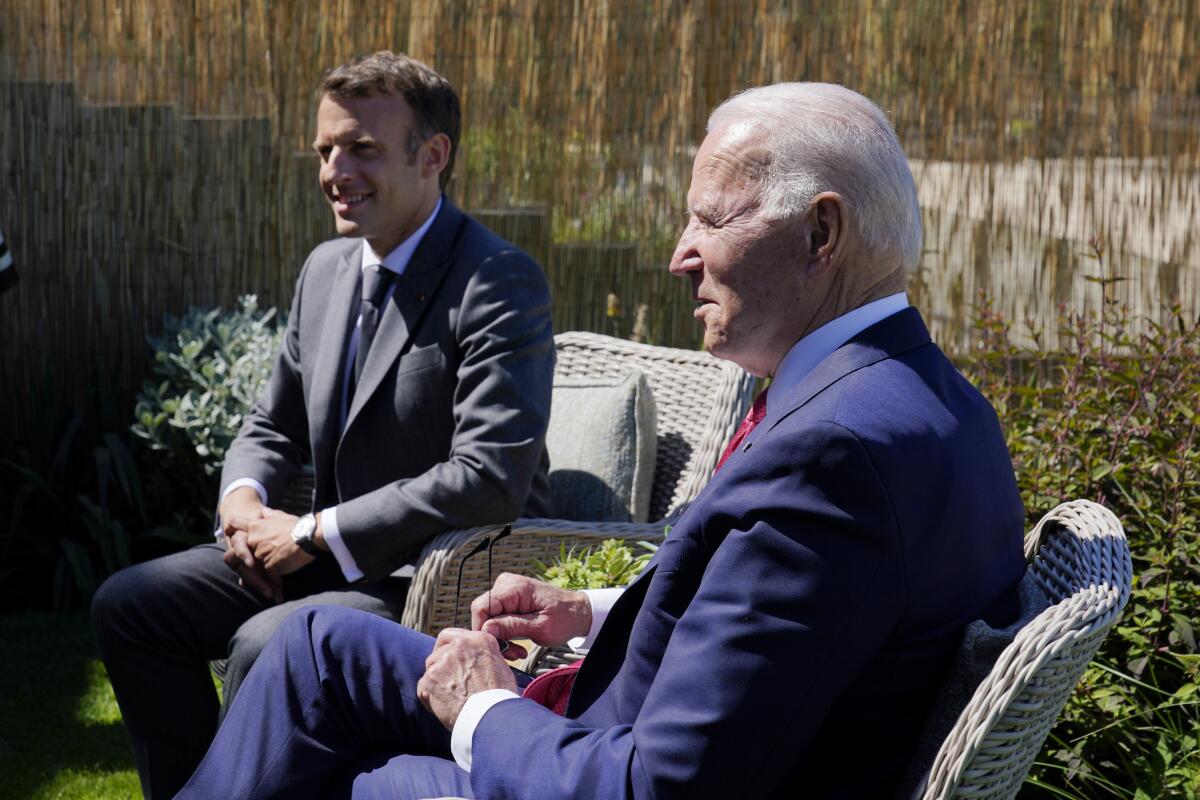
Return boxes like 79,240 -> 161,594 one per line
0,0 -> 1197,441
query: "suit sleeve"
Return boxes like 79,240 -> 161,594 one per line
218,256 -> 315,507
333,248 -> 554,580
469,420 -> 906,800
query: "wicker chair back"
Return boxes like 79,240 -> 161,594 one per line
917,500 -> 1133,799
402,332 -> 754,634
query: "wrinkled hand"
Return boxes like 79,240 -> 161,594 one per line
230,507 -> 315,579
218,486 -> 265,538
223,530 -> 283,603
470,573 -> 592,661
417,628 -> 517,730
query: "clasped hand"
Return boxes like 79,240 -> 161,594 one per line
217,486 -> 315,603
417,573 -> 592,730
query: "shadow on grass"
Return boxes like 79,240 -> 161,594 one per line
0,611 -> 139,798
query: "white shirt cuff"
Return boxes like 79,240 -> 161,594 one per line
450,689 -> 520,772
213,478 -> 269,540
569,587 -> 624,651
223,477 -> 268,505
319,506 -> 365,582
448,588 -> 622,771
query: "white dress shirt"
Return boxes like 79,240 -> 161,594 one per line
218,198 -> 445,584
449,292 -> 910,772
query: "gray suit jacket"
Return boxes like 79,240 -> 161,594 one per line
221,200 -> 555,582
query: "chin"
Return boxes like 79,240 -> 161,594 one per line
704,333 -> 730,359
707,338 -> 765,377
333,218 -> 360,237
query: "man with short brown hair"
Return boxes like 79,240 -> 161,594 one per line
91,51 -> 555,799
320,50 -> 461,191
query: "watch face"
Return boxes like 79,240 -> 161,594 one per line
292,515 -> 315,540
292,515 -> 320,555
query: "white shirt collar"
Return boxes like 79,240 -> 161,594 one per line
360,196 -> 444,276
767,292 -> 909,414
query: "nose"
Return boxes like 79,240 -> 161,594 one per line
669,226 -> 702,276
321,147 -> 353,185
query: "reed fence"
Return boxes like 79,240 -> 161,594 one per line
0,0 -> 1197,442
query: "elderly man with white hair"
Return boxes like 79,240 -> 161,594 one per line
174,83 -> 1025,800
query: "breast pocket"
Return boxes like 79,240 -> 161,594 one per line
396,344 -> 447,376
388,345 -> 455,460
652,536 -> 695,576
642,535 -> 704,628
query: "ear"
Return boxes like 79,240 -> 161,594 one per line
804,192 -> 846,275
420,132 -> 452,180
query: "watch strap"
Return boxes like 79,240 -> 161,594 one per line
291,514 -> 322,556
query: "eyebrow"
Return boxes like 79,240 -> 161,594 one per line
311,132 -> 379,150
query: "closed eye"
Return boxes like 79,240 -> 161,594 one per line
685,210 -> 721,229
312,141 -> 377,161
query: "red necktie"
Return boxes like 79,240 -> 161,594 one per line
521,387 -> 770,716
713,386 -> 769,473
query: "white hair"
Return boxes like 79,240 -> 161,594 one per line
708,82 -> 923,272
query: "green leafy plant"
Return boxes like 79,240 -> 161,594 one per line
535,539 -> 657,590
130,295 -> 285,528
961,286 -> 1200,799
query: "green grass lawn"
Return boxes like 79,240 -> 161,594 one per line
0,612 -> 140,799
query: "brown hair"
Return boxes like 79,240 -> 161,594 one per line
321,51 -> 461,190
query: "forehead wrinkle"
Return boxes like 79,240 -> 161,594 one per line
696,127 -> 771,207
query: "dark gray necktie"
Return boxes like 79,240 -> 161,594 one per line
355,265 -> 394,382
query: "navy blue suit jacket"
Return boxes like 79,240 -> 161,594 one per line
472,307 -> 1026,799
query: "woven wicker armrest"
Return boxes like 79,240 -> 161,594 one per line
399,517 -> 669,635
521,642 -> 587,676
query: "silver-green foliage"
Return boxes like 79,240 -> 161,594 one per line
131,295 -> 285,496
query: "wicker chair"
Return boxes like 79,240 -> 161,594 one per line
394,331 -> 756,634
914,499 -> 1133,799
512,501 -> 1133,796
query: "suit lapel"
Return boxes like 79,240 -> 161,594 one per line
311,246 -> 362,459
743,306 -> 933,454
344,202 -> 466,432
565,560 -> 656,717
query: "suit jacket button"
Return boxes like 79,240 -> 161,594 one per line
416,292 -> 426,302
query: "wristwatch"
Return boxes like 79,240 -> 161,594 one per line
290,513 -> 321,556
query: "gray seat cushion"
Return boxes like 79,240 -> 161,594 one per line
545,370 -> 657,522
